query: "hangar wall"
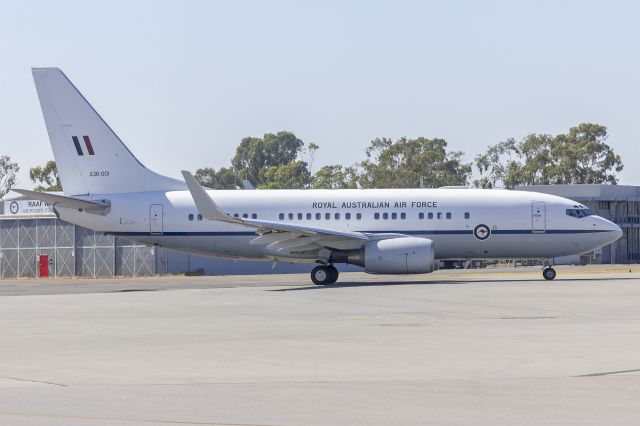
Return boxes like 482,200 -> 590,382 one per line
0,216 -> 159,279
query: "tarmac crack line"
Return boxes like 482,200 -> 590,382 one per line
575,368 -> 640,377
0,411 -> 273,425
0,376 -> 66,387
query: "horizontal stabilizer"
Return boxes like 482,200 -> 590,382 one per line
13,189 -> 110,213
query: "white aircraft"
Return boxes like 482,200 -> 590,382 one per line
19,68 -> 623,285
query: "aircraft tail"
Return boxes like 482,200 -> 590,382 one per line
31,68 -> 186,196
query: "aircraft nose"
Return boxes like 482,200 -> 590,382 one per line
613,224 -> 623,241
598,217 -> 622,242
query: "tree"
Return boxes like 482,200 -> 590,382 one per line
29,160 -> 62,192
359,137 -> 472,188
0,155 -> 19,199
474,123 -> 623,189
304,142 -> 319,174
473,139 -> 521,189
553,123 -> 623,184
231,131 -> 305,187
312,164 -> 361,189
194,167 -> 238,189
258,161 -> 311,189
195,131 -> 317,189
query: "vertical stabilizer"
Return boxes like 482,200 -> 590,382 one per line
32,68 -> 185,196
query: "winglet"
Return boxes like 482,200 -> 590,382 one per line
181,171 -> 237,223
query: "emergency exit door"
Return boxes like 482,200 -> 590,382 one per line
150,204 -> 164,234
532,202 -> 546,233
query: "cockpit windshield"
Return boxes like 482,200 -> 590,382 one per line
566,208 -> 593,218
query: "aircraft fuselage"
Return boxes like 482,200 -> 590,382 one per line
56,187 -> 622,263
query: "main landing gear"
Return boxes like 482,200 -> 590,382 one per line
542,267 -> 556,281
311,264 -> 339,285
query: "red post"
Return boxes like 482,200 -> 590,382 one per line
39,255 -> 49,278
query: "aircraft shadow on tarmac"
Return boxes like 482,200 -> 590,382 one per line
269,276 -> 637,291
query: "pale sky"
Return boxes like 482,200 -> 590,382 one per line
1,0 -> 638,189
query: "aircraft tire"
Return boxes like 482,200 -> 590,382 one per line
327,265 -> 339,284
543,267 -> 556,281
311,265 -> 332,285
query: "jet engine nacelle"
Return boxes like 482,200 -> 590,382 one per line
362,237 -> 436,274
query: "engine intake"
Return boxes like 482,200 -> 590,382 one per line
345,237 -> 436,274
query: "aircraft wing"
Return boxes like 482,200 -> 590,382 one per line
181,171 -> 370,255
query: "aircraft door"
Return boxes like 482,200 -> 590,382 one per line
150,204 -> 164,234
532,202 -> 546,233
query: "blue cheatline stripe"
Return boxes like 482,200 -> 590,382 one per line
109,229 -> 615,237
72,136 -> 83,155
112,231 -> 256,237
367,230 -> 472,235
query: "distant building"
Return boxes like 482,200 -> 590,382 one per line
0,196 -> 158,278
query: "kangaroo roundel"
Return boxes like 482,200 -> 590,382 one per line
474,224 -> 491,240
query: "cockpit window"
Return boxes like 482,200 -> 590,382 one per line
566,208 -> 593,218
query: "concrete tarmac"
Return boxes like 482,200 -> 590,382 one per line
0,266 -> 639,425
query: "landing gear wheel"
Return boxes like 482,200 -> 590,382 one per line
327,265 -> 339,284
311,265 -> 332,285
543,267 -> 556,281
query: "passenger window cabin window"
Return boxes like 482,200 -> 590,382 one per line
464,212 -> 470,219
288,213 -> 294,220
401,212 -> 406,220
391,212 -> 397,220
198,214 -> 203,221
325,213 -> 331,220
279,213 -> 284,220
419,212 -> 424,219
335,213 -> 340,220
316,213 -> 321,220
356,213 -> 362,220
437,212 -> 442,219
188,214 -> 194,221
297,213 -> 303,220
345,213 -> 351,220
306,213 -> 312,220
374,213 -> 380,220
446,212 -> 452,219
252,213 -> 257,219
428,212 -> 433,219
383,212 -> 389,220
233,213 -> 239,218
242,213 -> 248,219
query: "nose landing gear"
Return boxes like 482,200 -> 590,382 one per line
543,267 -> 556,281
311,264 -> 339,285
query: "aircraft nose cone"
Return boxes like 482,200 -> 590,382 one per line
599,218 -> 622,243
613,224 -> 623,241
